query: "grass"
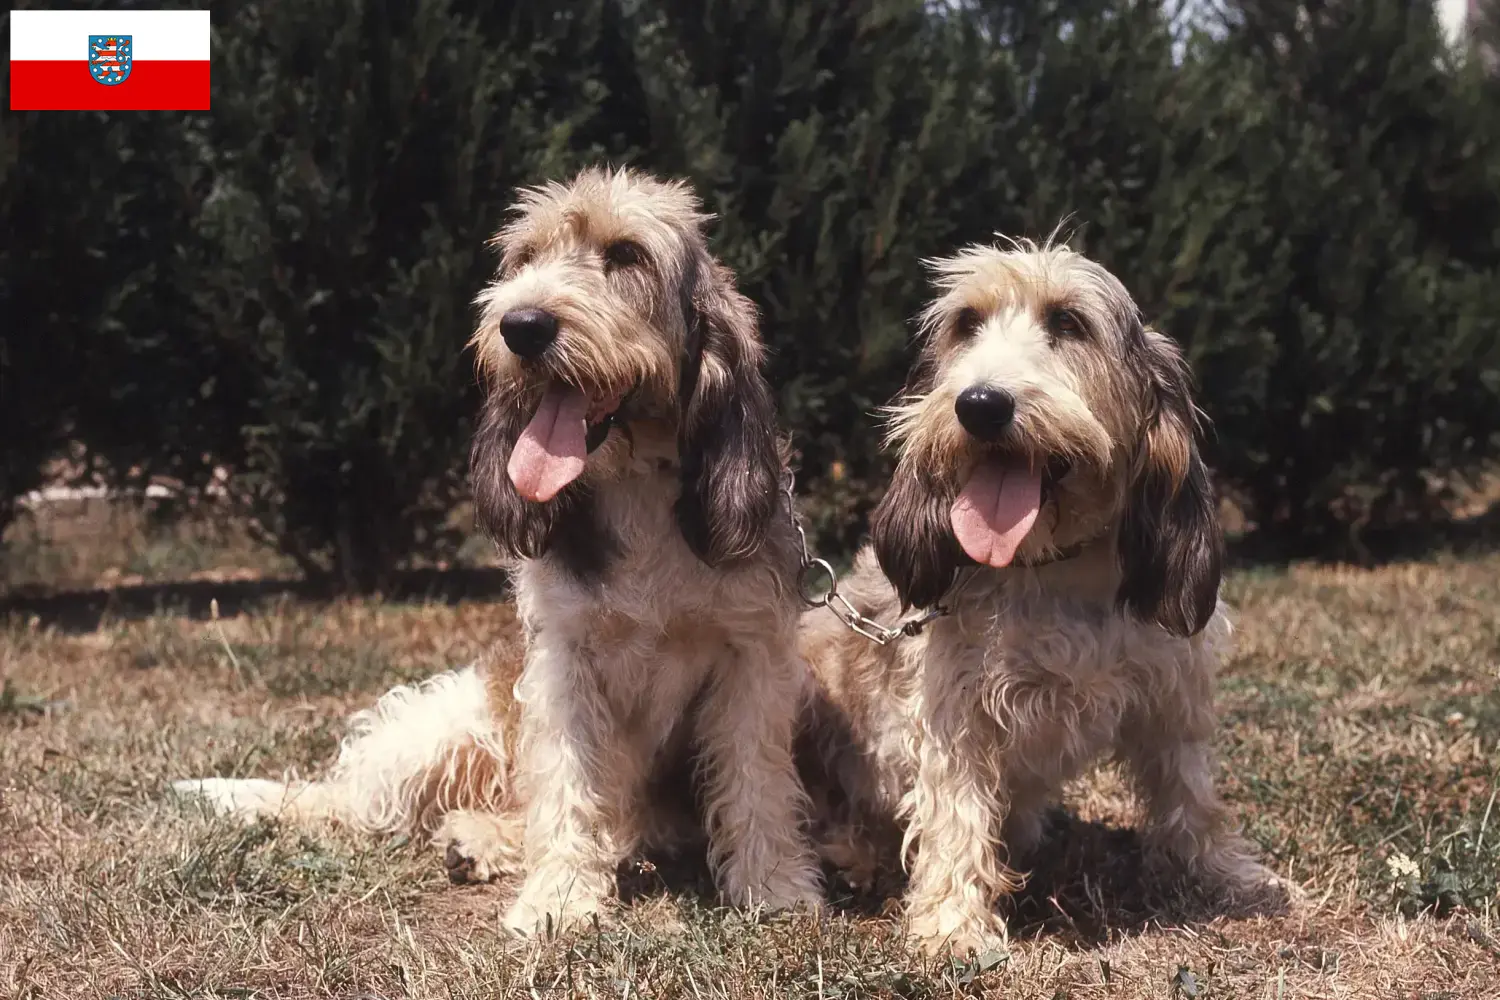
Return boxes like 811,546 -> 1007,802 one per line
2,523 -> 1499,997
1,497 -> 501,598
1,498 -> 297,595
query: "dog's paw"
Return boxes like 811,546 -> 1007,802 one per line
723,860 -> 825,916
739,882 -> 826,917
437,810 -> 521,886
443,841 -> 499,885
718,837 -> 827,916
906,900 -> 1010,959
502,874 -> 612,938
1169,841 -> 1300,915
763,875 -> 827,916
1215,856 -> 1301,910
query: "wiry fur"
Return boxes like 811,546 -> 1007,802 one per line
798,239 -> 1283,956
175,167 -> 822,936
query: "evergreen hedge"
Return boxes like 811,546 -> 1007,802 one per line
181,0 -> 646,590
3,0 -> 1497,586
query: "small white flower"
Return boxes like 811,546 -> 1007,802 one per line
1386,852 -> 1421,881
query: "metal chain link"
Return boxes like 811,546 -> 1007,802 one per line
781,469 -> 958,646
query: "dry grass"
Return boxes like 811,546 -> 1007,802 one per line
2,542 -> 1499,998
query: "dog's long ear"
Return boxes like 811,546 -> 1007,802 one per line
1116,328 -> 1223,638
871,356 -> 965,610
470,391 -> 558,560
674,252 -> 781,566
871,458 -> 966,611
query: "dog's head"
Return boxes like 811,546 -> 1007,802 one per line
469,167 -> 781,567
871,239 -> 1221,637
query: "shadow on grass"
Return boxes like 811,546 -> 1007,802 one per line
612,805 -> 1289,950
0,566 -> 514,633
1001,809 -> 1289,946
7,493 -> 1499,633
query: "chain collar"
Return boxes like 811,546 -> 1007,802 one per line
781,467 -> 1102,646
781,469 -> 957,645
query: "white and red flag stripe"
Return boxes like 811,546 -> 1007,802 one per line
9,9 -> 210,111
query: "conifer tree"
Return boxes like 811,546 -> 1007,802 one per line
189,0 -> 644,590
1198,0 -> 1500,550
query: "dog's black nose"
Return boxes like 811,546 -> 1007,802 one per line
954,386 -> 1016,441
499,308 -> 559,360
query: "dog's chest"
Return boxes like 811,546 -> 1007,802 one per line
559,469 -> 788,622
521,467 -> 793,736
580,607 -> 747,760
582,471 -> 718,605
937,603 -> 1146,751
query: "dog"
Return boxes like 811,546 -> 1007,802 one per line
796,238 -> 1281,955
175,167 -> 824,936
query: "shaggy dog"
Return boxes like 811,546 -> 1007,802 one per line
796,240 -> 1281,955
175,167 -> 823,936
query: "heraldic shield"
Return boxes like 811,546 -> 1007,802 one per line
89,35 -> 133,86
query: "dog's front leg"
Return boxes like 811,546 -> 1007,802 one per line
503,638 -> 633,937
1119,694 -> 1283,904
695,636 -> 823,913
901,676 -> 1016,956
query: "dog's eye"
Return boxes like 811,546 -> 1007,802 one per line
507,246 -> 535,274
1046,307 -> 1085,340
952,307 -> 983,340
603,240 -> 645,272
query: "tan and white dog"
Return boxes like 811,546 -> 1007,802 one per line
797,239 -> 1282,955
176,167 -> 823,936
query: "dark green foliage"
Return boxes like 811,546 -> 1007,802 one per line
3,0 -> 1498,581
0,104 -> 93,531
1181,0 -> 1500,549
177,0 -> 644,590
2,3 -> 210,532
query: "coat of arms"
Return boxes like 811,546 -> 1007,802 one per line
89,35 -> 132,86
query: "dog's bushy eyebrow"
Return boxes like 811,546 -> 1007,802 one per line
503,243 -> 535,273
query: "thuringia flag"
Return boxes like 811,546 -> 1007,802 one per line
10,10 -> 211,111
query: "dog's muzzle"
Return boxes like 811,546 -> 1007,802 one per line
955,385 -> 1017,441
500,308 -> 559,360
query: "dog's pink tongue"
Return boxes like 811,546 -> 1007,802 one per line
507,384 -> 589,503
950,460 -> 1043,568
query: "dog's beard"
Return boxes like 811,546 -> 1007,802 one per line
506,381 -> 627,502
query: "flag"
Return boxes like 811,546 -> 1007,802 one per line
9,9 -> 210,111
